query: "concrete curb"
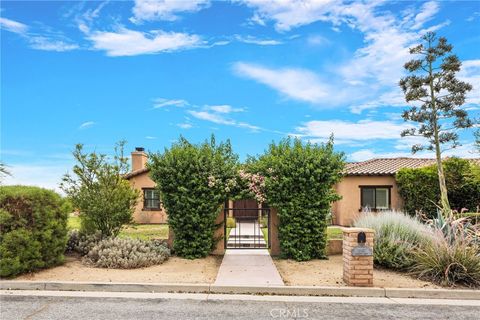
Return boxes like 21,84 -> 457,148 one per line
1,281 -> 479,300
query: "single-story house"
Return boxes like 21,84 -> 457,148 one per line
125,147 -> 478,226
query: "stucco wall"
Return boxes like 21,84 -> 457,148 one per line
128,172 -> 168,224
332,175 -> 403,226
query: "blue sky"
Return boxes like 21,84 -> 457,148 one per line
1,0 -> 479,191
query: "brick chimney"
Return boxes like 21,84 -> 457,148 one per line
131,147 -> 147,171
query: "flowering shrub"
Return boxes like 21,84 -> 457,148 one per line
149,136 -> 238,259
248,138 -> 344,261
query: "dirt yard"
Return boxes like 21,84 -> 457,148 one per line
274,255 -> 440,288
16,254 -> 222,284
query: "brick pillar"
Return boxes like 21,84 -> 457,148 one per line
343,228 -> 374,287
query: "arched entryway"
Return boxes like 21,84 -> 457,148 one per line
224,199 -> 270,249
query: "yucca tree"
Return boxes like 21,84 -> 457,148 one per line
399,32 -> 473,215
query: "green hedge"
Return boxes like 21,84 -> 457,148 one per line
0,186 -> 69,277
249,138 -> 344,261
396,158 -> 480,218
148,136 -> 238,259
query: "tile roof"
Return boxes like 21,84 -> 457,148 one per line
124,158 -> 480,178
345,157 -> 458,176
124,167 -> 149,179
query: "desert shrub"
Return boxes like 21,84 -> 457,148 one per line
61,142 -> 139,237
397,158 -> 480,218
411,214 -> 480,287
0,186 -> 69,277
82,237 -> 170,269
226,217 -> 236,228
149,136 -> 238,259
248,137 -> 344,261
65,230 -> 104,255
354,211 -> 435,270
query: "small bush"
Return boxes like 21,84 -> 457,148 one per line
65,230 -> 104,255
82,237 -> 170,269
0,186 -> 69,277
410,211 -> 480,287
354,211 -> 435,270
411,230 -> 480,287
226,217 -> 236,228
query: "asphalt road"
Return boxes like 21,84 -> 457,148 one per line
1,291 -> 479,320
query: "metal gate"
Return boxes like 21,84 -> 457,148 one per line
224,202 -> 270,249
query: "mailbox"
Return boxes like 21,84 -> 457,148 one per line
351,231 -> 373,257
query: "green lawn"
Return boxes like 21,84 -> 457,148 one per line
68,216 -> 169,240
327,226 -> 343,240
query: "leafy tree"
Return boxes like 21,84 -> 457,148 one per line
248,137 -> 344,261
61,141 -> 139,237
399,32 -> 473,214
148,136 -> 238,259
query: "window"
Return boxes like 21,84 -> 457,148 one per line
143,188 -> 160,210
360,186 -> 391,211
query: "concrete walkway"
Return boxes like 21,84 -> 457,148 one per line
214,249 -> 284,286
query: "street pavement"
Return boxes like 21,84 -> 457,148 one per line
1,290 -> 479,320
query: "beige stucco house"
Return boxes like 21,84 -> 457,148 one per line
124,148 -> 474,226
331,158 -> 438,226
124,148 -> 168,224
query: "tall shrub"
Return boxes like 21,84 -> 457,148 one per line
148,136 -> 238,259
397,158 -> 480,218
249,138 -> 344,261
61,142 -> 139,237
0,186 -> 69,277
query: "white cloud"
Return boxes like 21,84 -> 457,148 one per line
28,36 -> 79,52
188,110 -> 235,126
188,110 -> 261,132
349,89 -> 407,114
131,0 -> 210,22
79,121 -> 95,129
153,98 -> 188,109
411,1 -> 439,29
306,34 -> 330,46
459,60 -> 480,106
239,0 -> 339,32
177,123 -> 192,129
0,17 -> 28,34
1,16 -> 78,52
87,27 -> 202,56
207,105 -> 244,113
233,62 -> 330,103
296,119 -> 413,142
239,1 -> 447,113
145,136 -> 157,139
235,35 -> 282,46
350,143 -> 478,162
